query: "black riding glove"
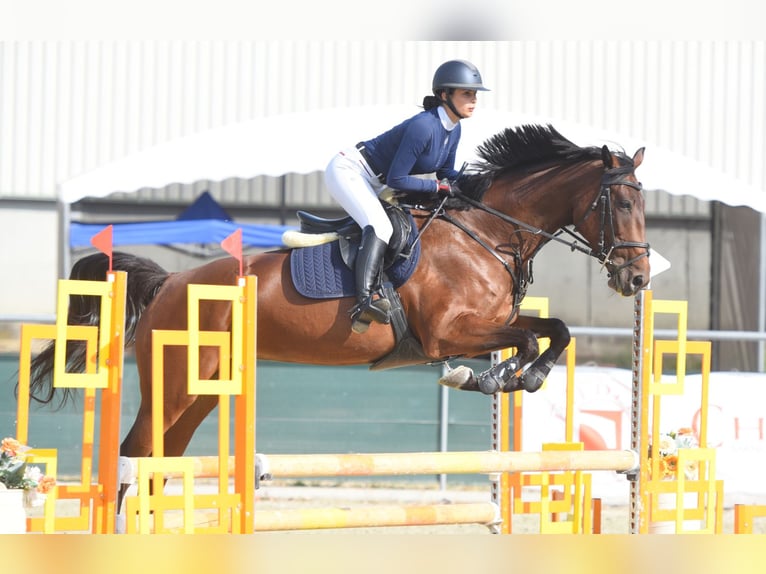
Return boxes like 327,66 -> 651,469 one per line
437,178 -> 458,197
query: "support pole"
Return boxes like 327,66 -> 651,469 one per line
628,290 -> 649,534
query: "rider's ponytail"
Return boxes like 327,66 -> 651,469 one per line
422,94 -> 443,110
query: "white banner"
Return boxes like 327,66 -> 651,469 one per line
521,366 -> 766,505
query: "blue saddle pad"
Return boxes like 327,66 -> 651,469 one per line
290,223 -> 421,300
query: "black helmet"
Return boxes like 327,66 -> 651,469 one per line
432,60 -> 490,92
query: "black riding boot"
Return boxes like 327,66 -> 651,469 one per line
350,226 -> 391,333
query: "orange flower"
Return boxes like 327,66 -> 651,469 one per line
651,429 -> 699,480
36,475 -> 56,494
1,437 -> 54,493
1,437 -> 22,457
665,455 -> 678,473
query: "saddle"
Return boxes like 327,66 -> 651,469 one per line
288,203 -> 420,299
287,203 -> 431,370
299,204 -> 414,265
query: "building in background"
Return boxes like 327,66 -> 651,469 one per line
1,40 -> 764,369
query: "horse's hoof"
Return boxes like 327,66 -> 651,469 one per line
476,370 -> 503,394
500,374 -> 524,393
521,369 -> 545,392
438,365 -> 474,390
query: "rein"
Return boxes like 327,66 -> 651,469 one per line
409,163 -> 650,320
449,164 -> 650,270
396,160 -> 650,323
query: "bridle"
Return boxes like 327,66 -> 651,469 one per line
560,163 -> 650,272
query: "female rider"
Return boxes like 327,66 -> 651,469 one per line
325,59 -> 490,333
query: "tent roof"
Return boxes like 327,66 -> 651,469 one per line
176,191 -> 232,221
58,106 -> 766,214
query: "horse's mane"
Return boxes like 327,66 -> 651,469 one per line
458,124 -> 616,201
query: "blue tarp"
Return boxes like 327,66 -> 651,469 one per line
69,191 -> 294,248
70,218 -> 293,248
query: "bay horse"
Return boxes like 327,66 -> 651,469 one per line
26,124 -> 649,505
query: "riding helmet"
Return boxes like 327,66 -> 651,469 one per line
432,60 -> 490,92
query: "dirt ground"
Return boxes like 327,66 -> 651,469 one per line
28,479 -> 765,534
248,482 -> 764,534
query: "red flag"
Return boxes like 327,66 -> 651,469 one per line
221,228 -> 243,276
90,225 -> 113,272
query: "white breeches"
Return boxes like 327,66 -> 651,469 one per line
324,146 -> 393,243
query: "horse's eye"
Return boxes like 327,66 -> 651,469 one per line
618,199 -> 632,210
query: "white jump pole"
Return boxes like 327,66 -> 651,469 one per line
256,449 -> 639,479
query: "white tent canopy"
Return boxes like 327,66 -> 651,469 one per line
55,105 -> 766,369
58,105 -> 766,213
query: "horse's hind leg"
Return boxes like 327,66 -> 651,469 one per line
117,405 -> 154,513
116,396 -> 217,515
161,395 -> 219,456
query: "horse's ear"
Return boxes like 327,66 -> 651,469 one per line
632,147 -> 645,168
601,145 -> 615,168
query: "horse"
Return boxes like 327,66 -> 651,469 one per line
26,124 -> 650,508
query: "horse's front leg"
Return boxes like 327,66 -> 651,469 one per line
514,315 -> 571,392
438,315 -> 570,394
433,313 -> 542,393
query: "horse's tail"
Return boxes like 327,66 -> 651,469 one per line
23,251 -> 170,408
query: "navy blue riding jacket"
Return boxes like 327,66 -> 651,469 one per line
361,107 -> 461,193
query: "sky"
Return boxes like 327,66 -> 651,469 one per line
2,0 -> 762,41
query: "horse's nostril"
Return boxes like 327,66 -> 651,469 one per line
632,275 -> 645,287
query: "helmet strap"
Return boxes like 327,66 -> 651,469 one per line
440,89 -> 466,120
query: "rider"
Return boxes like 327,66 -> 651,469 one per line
325,59 -> 490,333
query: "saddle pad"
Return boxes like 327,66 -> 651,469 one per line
290,226 -> 421,300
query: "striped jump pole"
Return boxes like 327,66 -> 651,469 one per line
252,450 -> 635,532
255,450 -> 639,479
253,502 -> 501,532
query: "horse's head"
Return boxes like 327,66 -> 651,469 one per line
575,146 -> 651,297
458,125 -> 651,297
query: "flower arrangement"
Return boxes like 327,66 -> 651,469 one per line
652,427 -> 699,480
0,437 -> 56,506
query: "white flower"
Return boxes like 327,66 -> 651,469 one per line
651,428 -> 700,480
657,433 -> 677,457
675,433 -> 698,449
24,465 -> 42,483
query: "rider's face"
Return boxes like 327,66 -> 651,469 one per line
442,89 -> 478,121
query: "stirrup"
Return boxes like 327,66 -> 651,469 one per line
350,296 -> 391,333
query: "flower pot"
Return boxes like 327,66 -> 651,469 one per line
649,491 -> 702,534
0,488 -> 27,534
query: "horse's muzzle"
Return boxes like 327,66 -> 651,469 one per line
608,262 -> 649,296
